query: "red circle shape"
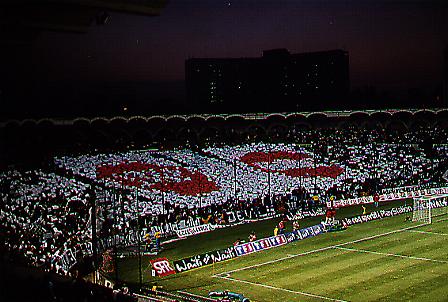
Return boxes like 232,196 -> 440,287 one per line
96,161 -> 219,196
239,151 -> 343,179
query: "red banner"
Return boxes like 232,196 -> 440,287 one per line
150,257 -> 176,277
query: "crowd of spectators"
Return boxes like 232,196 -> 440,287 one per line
55,132 -> 447,215
0,169 -> 92,274
1,124 -> 447,278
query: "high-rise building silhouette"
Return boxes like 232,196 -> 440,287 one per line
185,49 -> 349,113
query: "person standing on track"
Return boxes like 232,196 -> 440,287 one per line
273,226 -> 279,236
278,220 -> 285,234
373,192 -> 380,207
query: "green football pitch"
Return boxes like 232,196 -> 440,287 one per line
114,204 -> 448,302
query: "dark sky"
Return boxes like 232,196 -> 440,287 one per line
33,0 -> 447,90
2,0 -> 447,118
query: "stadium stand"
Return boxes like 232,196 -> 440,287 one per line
2,123 -> 447,275
1,112 -> 448,300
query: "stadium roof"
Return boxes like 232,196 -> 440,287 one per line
1,0 -> 167,35
2,108 -> 447,127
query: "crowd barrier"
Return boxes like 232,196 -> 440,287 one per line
328,187 -> 448,208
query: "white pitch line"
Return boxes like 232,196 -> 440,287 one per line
215,223 -> 428,276
406,229 -> 448,236
334,246 -> 448,264
215,246 -> 332,276
219,275 -> 348,302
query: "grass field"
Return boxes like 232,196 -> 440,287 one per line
114,203 -> 448,301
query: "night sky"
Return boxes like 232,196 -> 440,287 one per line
4,0 -> 448,116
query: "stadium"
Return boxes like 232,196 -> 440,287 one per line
1,1 -> 448,302
1,109 -> 448,302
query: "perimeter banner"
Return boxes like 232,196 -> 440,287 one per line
175,223 -> 217,238
234,234 -> 287,257
150,257 -> 176,277
173,246 -> 236,273
342,205 -> 412,226
296,224 -> 326,240
284,224 -> 325,242
330,187 -> 448,208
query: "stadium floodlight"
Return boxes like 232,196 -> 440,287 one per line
412,194 -> 448,224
